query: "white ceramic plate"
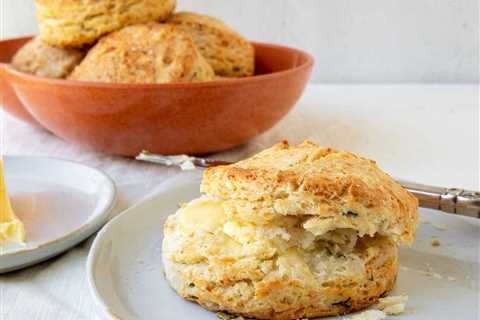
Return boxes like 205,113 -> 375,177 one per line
88,173 -> 479,320
0,156 -> 116,273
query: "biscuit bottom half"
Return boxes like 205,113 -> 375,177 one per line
162,198 -> 399,320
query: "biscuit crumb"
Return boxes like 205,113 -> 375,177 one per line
420,217 -> 430,224
377,295 -> 408,315
432,272 -> 443,279
349,310 -> 386,320
180,160 -> 196,171
431,239 -> 441,247
432,223 -> 448,230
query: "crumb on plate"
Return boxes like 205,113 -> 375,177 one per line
420,218 -> 430,224
349,309 -> 386,320
376,295 -> 408,315
432,223 -> 448,230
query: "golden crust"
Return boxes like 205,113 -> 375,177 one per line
168,12 -> 254,78
176,256 -> 397,320
69,23 -> 215,84
201,141 -> 419,246
35,0 -> 176,47
162,198 -> 399,320
11,37 -> 85,78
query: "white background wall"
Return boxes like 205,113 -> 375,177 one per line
1,0 -> 478,83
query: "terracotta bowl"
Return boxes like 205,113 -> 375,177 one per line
0,37 -> 41,126
0,36 -> 314,156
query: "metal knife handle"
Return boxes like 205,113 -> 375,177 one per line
396,180 -> 480,218
136,152 -> 480,218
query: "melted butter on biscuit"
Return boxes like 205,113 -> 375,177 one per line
178,197 -> 226,233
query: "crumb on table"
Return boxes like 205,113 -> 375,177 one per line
431,239 -> 441,247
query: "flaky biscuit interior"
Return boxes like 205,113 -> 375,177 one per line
163,197 -> 399,320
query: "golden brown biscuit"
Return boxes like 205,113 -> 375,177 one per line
163,142 -> 418,319
11,37 -> 85,78
35,0 -> 176,47
168,12 -> 255,77
69,23 -> 215,84
163,197 -> 398,320
201,141 -> 419,245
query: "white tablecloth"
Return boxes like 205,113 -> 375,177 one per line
0,84 -> 478,319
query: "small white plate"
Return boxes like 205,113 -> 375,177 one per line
1,156 -> 116,273
87,173 -> 479,320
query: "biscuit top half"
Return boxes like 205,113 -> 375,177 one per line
201,141 -> 419,246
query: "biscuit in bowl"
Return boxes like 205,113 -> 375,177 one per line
35,0 -> 177,47
162,141 -> 418,319
168,12 -> 255,78
69,23 -> 215,84
11,37 -> 85,79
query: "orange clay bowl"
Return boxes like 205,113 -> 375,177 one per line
0,36 -> 314,156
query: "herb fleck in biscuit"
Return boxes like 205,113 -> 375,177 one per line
69,23 -> 215,84
35,0 -> 176,47
168,12 -> 255,78
11,37 -> 85,79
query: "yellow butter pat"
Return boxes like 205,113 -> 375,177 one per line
0,159 -> 26,245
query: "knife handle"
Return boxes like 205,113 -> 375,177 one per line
397,180 -> 480,218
